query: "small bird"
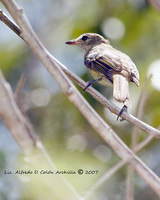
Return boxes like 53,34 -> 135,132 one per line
66,33 -> 139,121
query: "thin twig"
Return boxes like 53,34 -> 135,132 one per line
132,76 -> 151,149
148,0 -> 160,11
0,71 -> 35,153
14,74 -> 26,101
1,1 -> 160,197
125,76 -> 150,200
0,9 -> 21,35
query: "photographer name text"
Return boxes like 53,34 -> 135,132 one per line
4,169 -> 98,175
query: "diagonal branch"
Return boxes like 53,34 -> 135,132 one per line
0,71 -> 35,153
0,70 -> 82,200
0,0 -> 160,197
125,76 -> 151,200
148,0 -> 160,11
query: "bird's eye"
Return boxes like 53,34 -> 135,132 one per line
81,36 -> 88,41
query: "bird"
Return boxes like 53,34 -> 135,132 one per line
65,33 -> 139,121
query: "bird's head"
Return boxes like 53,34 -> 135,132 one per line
66,33 -> 110,51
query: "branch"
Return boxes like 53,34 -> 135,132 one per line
148,0 -> 160,11
14,74 -> 26,101
0,70 -> 82,200
0,71 -> 36,153
125,76 -> 150,200
0,9 -> 21,35
0,9 -> 159,139
0,1 -> 160,197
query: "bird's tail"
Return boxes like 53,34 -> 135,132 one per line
113,73 -> 130,108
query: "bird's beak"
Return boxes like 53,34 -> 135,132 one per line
65,40 -> 76,45
65,40 -> 81,45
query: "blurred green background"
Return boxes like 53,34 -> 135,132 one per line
0,0 -> 160,199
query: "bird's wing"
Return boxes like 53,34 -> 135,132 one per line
117,51 -> 139,86
129,59 -> 139,86
85,44 -> 139,86
85,45 -> 123,72
89,60 -> 114,83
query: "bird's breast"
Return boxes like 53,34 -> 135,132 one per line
89,69 -> 113,87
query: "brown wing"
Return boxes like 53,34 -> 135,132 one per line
85,58 -> 114,83
95,54 -> 122,72
85,44 -> 122,72
85,44 -> 139,86
85,47 -> 122,84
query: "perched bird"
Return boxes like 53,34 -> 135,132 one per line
66,33 -> 139,121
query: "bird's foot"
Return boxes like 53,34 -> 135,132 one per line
82,77 -> 102,93
117,105 -> 127,122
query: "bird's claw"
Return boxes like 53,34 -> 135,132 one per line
82,77 -> 103,93
117,105 -> 127,122
82,80 -> 93,93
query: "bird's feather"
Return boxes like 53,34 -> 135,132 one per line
85,43 -> 139,86
113,73 -> 130,107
